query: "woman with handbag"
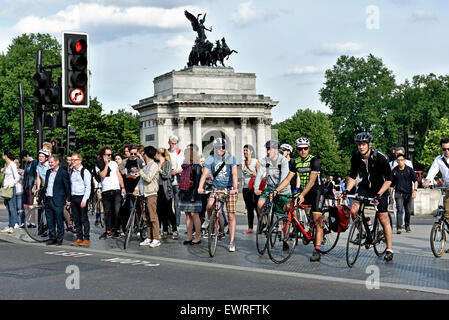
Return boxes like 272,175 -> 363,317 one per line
179,145 -> 203,245
242,145 -> 260,234
1,150 -> 20,233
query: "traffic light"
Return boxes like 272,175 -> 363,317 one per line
68,127 -> 76,151
32,70 -> 50,104
44,86 -> 60,105
44,113 -> 56,130
62,32 -> 89,108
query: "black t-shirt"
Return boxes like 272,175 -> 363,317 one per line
391,165 -> 417,194
349,149 -> 392,193
124,159 -> 139,192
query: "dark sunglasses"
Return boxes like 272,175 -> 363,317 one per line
105,153 -> 112,156
442,148 -> 449,151
130,152 -> 137,155
297,147 -> 309,151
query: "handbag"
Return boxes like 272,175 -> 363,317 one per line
0,187 -> 13,200
249,177 -> 266,191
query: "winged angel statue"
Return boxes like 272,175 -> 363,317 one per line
184,10 -> 238,67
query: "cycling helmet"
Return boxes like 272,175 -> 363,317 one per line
354,132 -> 373,144
295,137 -> 310,148
38,149 -> 50,158
213,138 -> 226,149
265,140 -> 280,149
280,144 -> 293,153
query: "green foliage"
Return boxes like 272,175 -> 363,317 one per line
421,118 -> 449,169
273,108 -> 349,177
319,54 -> 398,157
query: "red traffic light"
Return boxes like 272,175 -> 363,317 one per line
70,39 -> 87,54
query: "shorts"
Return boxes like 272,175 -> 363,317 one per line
261,187 -> 291,214
23,188 -> 34,206
302,188 -> 324,214
356,186 -> 389,213
210,188 -> 238,215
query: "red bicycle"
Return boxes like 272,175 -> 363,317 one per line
267,193 -> 340,264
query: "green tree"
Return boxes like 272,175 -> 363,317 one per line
319,54 -> 398,157
0,33 -> 61,157
421,117 -> 449,170
273,108 -> 349,177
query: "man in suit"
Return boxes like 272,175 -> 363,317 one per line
43,155 -> 71,245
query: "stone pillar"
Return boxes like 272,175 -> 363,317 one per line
241,117 -> 248,148
156,118 -> 166,147
176,117 -> 186,150
257,118 -> 266,160
193,117 -> 203,155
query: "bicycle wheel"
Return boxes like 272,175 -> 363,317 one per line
123,207 -> 136,250
373,214 -> 392,257
138,214 -> 147,242
256,209 -> 270,255
267,216 -> 297,264
430,222 -> 446,258
346,216 -> 362,268
25,206 -> 49,242
320,211 -> 340,254
208,212 -> 219,257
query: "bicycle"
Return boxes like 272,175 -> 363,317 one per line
255,191 -> 279,255
24,193 -> 49,242
345,194 -> 393,268
266,193 -> 340,264
429,186 -> 449,257
204,189 -> 228,257
123,193 -> 147,250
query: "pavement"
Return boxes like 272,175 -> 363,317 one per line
1,197 -> 449,296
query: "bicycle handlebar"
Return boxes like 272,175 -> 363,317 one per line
346,194 -> 375,202
203,189 -> 229,195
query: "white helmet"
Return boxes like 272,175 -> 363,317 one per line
38,149 -> 50,157
280,144 -> 293,153
295,137 -> 310,149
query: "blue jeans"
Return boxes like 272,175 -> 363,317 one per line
16,192 -> 24,225
4,188 -> 18,228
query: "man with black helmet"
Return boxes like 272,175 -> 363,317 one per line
275,137 -> 324,262
344,132 -> 394,262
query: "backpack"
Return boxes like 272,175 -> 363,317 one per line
179,163 -> 193,191
329,205 -> 351,232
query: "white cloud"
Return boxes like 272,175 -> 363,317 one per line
230,1 -> 277,26
285,66 -> 322,76
411,10 -> 437,22
12,3 -> 200,34
314,42 -> 363,56
165,35 -> 191,48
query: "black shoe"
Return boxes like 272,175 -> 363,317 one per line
99,231 -> 110,239
46,239 -> 57,245
384,250 -> 393,262
283,241 -> 289,251
112,231 -> 120,238
310,250 -> 321,262
56,241 -> 63,246
183,240 -> 192,245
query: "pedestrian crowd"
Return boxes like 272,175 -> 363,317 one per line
1,132 -> 447,261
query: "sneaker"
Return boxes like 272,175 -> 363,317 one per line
201,219 -> 209,229
405,226 -> 411,233
7,227 -> 13,234
396,228 -> 402,234
310,250 -> 321,262
228,243 -> 236,252
140,238 -> 152,246
27,223 -> 36,228
202,231 -> 209,239
172,231 -> 179,240
1,227 -> 11,233
99,231 -> 111,239
149,240 -> 161,248
13,223 -> 20,229
384,250 -> 394,262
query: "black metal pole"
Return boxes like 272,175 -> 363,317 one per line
18,83 -> 24,156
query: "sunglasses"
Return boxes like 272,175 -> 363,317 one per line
442,148 -> 449,151
105,153 -> 112,156
130,153 -> 137,155
297,147 -> 309,151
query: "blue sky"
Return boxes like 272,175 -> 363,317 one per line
1,0 -> 448,123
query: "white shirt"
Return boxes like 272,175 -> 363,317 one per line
390,159 -> 413,169
96,161 -> 120,192
168,148 -> 184,185
71,165 -> 92,203
2,162 -> 19,188
425,154 -> 449,186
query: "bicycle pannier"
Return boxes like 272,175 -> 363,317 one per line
329,205 -> 351,232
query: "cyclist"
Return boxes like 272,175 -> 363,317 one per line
423,137 -> 449,224
198,138 -> 239,252
343,132 -> 393,262
254,140 -> 291,227
275,137 -> 324,262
